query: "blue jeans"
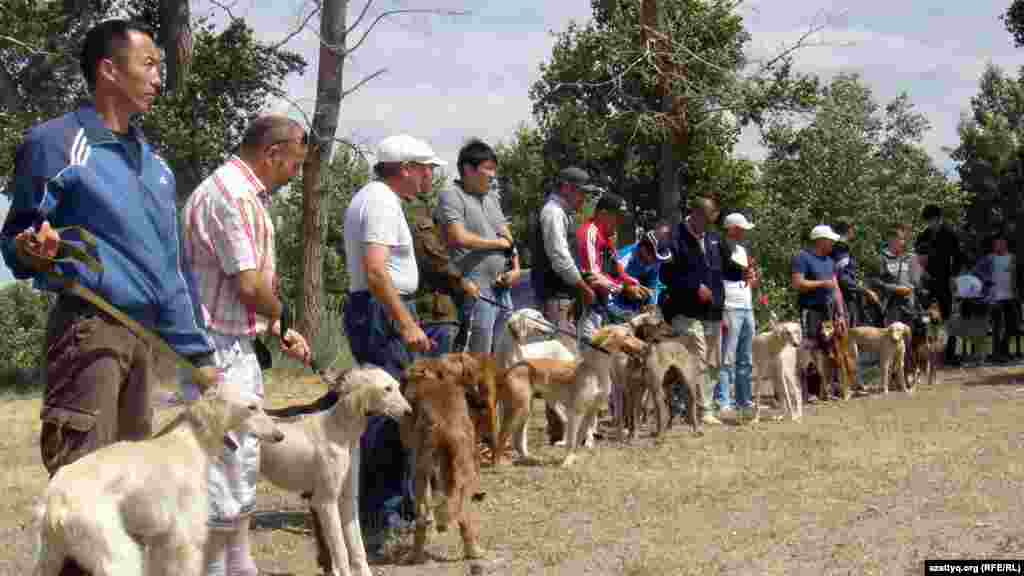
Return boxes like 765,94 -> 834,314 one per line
718,308 -> 756,410
461,286 -> 512,355
343,292 -> 418,542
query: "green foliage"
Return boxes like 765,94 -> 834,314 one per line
754,73 -> 965,316
949,63 -> 1024,260
272,148 -> 370,313
0,281 -> 51,392
0,1 -> 306,201
1003,0 -> 1024,47
137,17 -> 306,201
527,0 -> 818,221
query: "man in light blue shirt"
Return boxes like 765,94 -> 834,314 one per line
610,225 -> 672,321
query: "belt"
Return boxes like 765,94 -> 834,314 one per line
350,290 -> 417,302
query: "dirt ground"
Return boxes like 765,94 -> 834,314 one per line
3,365 -> 1024,576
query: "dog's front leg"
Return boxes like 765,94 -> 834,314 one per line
409,460 -> 433,564
313,492 -> 352,576
561,408 -> 581,467
339,467 -> 372,576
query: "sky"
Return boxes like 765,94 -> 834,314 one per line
1,0 -> 1022,285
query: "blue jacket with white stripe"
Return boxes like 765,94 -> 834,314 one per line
0,105 -> 214,361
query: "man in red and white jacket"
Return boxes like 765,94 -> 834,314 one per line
576,192 -> 642,338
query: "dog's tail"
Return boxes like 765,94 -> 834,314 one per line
32,493 -> 68,576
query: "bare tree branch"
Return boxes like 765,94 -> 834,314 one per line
269,4 -> 322,51
345,0 -> 377,36
340,68 -> 387,100
0,35 -> 60,56
205,0 -> 240,22
336,9 -> 470,56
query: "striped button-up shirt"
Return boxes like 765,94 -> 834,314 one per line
183,156 -> 275,337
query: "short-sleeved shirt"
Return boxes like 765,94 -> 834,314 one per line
792,249 -> 835,310
435,182 -> 509,286
344,181 -> 418,295
183,156 -> 276,337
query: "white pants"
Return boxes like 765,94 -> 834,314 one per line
180,333 -> 264,530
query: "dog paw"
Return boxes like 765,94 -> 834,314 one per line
465,545 -> 488,560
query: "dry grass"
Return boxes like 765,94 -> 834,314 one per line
4,367 -> 1024,575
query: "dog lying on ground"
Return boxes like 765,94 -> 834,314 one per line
497,324 -> 648,466
399,355 -> 489,564
752,321 -> 804,421
260,366 -> 412,576
33,383 -> 284,576
849,322 -> 910,394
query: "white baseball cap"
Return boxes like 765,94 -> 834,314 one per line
809,224 -> 841,242
723,213 -> 755,230
376,134 -> 447,166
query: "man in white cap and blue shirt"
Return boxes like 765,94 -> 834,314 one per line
791,224 -> 842,401
342,133 -> 445,554
717,213 -> 760,422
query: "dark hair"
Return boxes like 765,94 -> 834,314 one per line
80,20 -> 154,90
374,163 -> 403,179
456,139 -> 497,179
833,220 -> 851,236
922,204 -> 942,220
239,116 -> 306,155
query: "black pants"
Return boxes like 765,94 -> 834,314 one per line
991,300 -> 1020,357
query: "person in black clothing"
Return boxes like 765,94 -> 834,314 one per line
914,204 -> 964,364
831,221 -> 881,329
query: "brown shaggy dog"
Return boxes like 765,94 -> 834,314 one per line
400,355 -> 487,564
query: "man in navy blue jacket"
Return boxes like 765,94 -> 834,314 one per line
0,21 -> 218,511
659,197 -> 725,425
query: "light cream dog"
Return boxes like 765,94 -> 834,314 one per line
260,366 -> 412,576
33,384 -> 284,576
497,325 -> 648,467
752,321 -> 804,421
849,322 -> 910,394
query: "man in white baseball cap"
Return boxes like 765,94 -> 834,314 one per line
342,133 -> 445,553
792,224 -> 842,402
719,212 -> 760,422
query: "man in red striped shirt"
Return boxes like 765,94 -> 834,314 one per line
576,192 -> 640,338
182,116 -> 312,576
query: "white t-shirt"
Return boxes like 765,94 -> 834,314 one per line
343,181 -> 418,295
992,254 -> 1014,301
723,244 -> 753,309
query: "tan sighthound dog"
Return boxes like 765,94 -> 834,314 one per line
33,383 -> 284,576
849,322 -> 910,394
497,325 -> 648,467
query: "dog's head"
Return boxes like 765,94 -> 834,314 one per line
886,322 -> 910,343
591,324 -> 648,357
775,321 -> 802,348
627,310 -> 663,331
820,319 -> 835,341
406,353 -> 494,411
337,365 -> 412,420
505,308 -> 550,343
195,382 -> 284,447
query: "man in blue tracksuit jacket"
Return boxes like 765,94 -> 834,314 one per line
0,21 -> 217,525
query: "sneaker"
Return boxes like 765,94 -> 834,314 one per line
701,413 -> 722,425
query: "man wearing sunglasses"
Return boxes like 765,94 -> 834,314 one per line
182,115 -> 312,576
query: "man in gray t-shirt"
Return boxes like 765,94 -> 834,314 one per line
435,139 -> 520,354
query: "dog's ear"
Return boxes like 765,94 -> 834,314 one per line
321,367 -> 352,391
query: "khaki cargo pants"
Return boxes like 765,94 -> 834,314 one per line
40,298 -> 153,478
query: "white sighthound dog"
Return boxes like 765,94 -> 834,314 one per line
260,366 -> 412,576
752,321 -> 804,421
33,383 -> 284,576
498,324 -> 648,467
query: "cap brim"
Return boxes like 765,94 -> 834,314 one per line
812,233 -> 840,241
578,184 -> 604,195
424,157 -> 447,167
